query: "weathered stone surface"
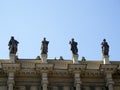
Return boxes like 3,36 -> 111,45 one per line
0,58 -> 120,90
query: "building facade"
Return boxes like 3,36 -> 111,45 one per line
0,54 -> 120,90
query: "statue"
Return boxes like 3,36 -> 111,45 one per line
69,38 -> 78,55
8,36 -> 19,54
59,56 -> 64,60
81,56 -> 86,61
41,37 -> 49,54
101,39 -> 109,56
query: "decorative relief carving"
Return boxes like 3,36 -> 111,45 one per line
68,64 -> 87,72
99,64 -> 119,74
36,63 -> 54,73
21,62 -> 35,69
2,63 -> 20,73
81,69 -> 103,78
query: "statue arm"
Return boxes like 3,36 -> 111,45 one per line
8,41 -> 11,46
16,40 -> 19,44
76,42 -> 78,45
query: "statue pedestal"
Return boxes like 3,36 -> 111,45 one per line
72,54 -> 79,64
103,55 -> 110,64
9,54 -> 16,63
41,54 -> 47,63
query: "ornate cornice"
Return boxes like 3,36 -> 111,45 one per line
68,64 -> 87,73
99,64 -> 119,74
81,69 -> 103,78
2,63 -> 21,73
36,63 -> 54,73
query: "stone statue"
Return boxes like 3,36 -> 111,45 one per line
8,36 -> 19,54
69,38 -> 78,55
81,56 -> 86,61
101,39 -> 109,56
41,37 -> 49,54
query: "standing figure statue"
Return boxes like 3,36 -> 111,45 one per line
8,36 -> 19,54
101,39 -> 109,56
41,37 -> 49,54
69,38 -> 78,55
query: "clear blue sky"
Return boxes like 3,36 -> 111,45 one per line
0,0 -> 120,61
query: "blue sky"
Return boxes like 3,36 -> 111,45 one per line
0,0 -> 120,61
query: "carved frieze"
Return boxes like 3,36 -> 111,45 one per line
2,63 -> 20,73
99,64 -> 119,74
81,69 -> 103,78
36,63 -> 54,73
68,64 -> 87,73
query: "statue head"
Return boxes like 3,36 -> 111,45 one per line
43,37 -> 46,41
72,38 -> 74,41
11,36 -> 14,40
103,39 -> 106,42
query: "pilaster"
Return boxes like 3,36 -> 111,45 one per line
106,73 -> 114,90
41,73 -> 48,90
2,63 -> 21,90
99,64 -> 118,90
7,72 -> 14,90
68,64 -> 86,90
36,63 -> 54,90
74,73 -> 81,90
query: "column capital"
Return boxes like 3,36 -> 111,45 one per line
106,79 -> 114,86
41,72 -> 48,84
74,73 -> 82,85
7,72 -> 15,90
41,80 -> 48,85
99,64 -> 118,90
7,80 -> 15,85
8,83 -> 14,90
41,72 -> 48,90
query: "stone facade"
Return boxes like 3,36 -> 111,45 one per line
0,54 -> 120,90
